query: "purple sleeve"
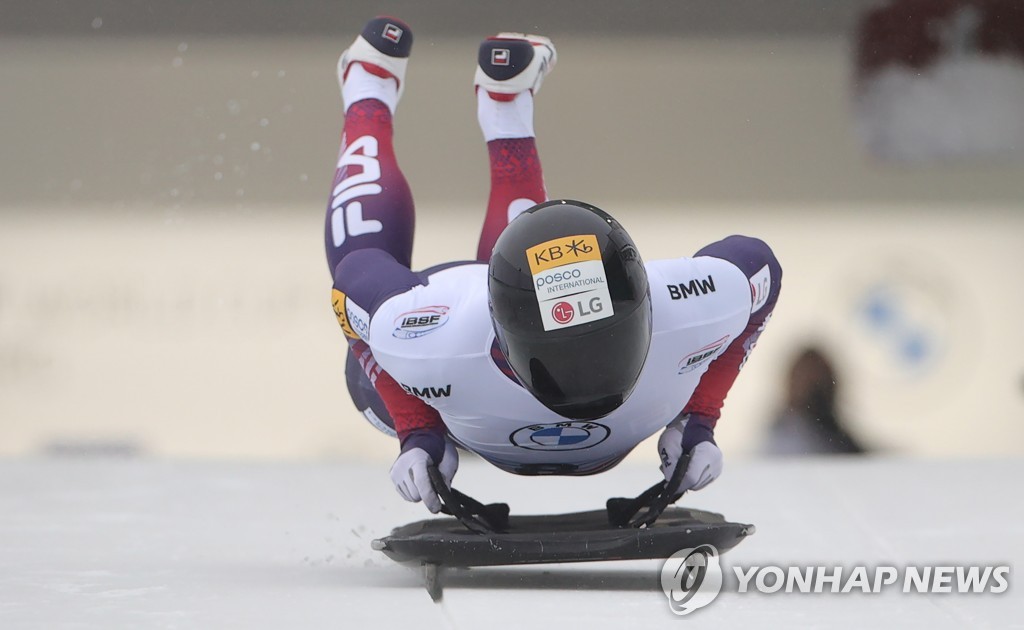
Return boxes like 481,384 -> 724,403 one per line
334,256 -> 448,455
695,235 -> 781,327
332,248 -> 423,319
400,430 -> 446,462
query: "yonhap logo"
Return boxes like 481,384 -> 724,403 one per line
661,544 -> 723,615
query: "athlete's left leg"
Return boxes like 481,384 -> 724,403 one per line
473,35 -> 557,263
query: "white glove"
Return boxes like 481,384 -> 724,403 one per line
389,439 -> 459,513
658,416 -> 724,493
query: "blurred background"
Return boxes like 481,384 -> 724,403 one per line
1,0 -> 1022,462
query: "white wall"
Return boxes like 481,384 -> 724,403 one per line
2,34 -> 1021,461
3,37 -> 1022,208
1,205 -> 1020,461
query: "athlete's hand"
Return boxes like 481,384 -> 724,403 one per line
390,435 -> 459,513
658,414 -> 723,495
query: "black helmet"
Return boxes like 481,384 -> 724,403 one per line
488,199 -> 652,420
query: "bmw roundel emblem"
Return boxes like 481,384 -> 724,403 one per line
509,421 -> 611,451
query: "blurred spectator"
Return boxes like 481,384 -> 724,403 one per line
763,347 -> 867,456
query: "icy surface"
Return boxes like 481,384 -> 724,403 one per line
0,456 -> 1021,628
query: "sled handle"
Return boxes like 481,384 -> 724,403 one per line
606,452 -> 690,528
427,464 -> 510,534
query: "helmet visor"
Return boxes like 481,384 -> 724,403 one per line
497,296 -> 652,419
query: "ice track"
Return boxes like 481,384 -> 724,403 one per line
0,456 -> 1020,629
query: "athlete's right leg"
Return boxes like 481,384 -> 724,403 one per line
325,16 -> 415,274
474,35 -> 557,263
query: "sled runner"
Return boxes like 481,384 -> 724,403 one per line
372,461 -> 755,601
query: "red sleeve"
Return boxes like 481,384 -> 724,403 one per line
682,316 -> 772,426
349,340 -> 445,441
682,235 -> 782,426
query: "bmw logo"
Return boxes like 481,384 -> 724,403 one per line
509,421 -> 611,451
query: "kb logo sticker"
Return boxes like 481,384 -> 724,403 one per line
661,545 -> 723,615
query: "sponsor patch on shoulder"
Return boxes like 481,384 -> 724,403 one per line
750,264 -> 771,313
331,289 -> 358,339
678,335 -> 730,374
332,289 -> 370,340
525,234 -> 614,331
392,306 -> 450,339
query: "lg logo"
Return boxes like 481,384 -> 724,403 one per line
551,301 -> 574,324
330,135 -> 384,248
551,297 -> 604,326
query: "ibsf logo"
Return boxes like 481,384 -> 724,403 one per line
661,545 -> 723,615
393,306 -> 450,339
677,336 -> 729,374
